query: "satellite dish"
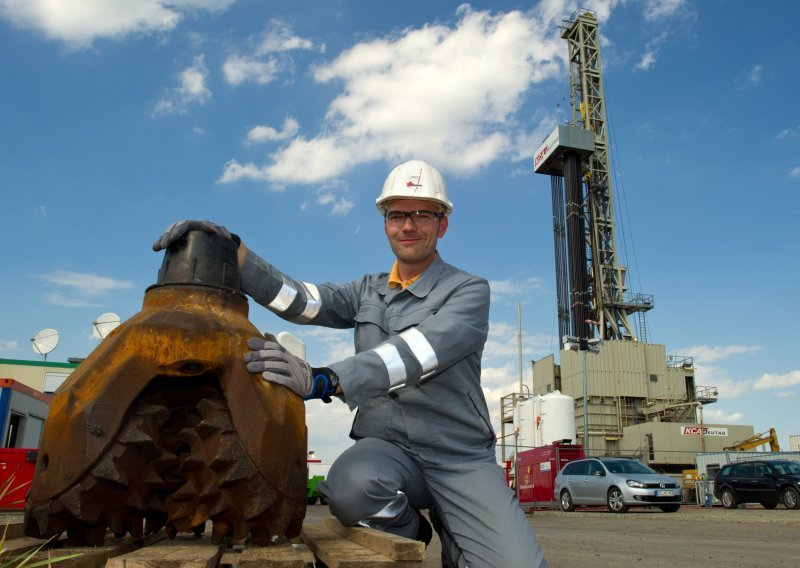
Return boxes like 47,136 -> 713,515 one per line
275,331 -> 307,361
31,328 -> 60,361
92,312 -> 121,340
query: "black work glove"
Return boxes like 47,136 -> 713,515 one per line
244,337 -> 339,402
152,220 -> 240,251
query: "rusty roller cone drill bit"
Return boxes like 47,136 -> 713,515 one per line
24,230 -> 308,547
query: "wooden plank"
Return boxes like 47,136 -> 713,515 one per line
218,551 -> 241,567
1,535 -> 48,556
234,542 -> 315,567
1,521 -> 25,540
302,525 -> 418,568
24,532 -> 167,568
106,537 -> 223,568
323,518 -> 424,562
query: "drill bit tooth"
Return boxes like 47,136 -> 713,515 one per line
126,510 -> 144,540
211,519 -> 231,545
145,513 -> 166,535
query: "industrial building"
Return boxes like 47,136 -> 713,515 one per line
0,358 -> 76,449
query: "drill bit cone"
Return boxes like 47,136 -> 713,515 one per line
24,231 -> 307,546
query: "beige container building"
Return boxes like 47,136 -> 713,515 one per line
501,341 -> 755,473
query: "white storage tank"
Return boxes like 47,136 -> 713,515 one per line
514,396 -> 537,451
538,390 -> 576,445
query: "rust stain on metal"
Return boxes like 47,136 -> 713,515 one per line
24,232 -> 307,547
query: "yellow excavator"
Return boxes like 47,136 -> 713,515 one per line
724,428 -> 781,452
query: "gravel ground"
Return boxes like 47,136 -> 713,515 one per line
306,503 -> 800,567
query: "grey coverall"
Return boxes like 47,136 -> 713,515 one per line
241,251 -> 548,568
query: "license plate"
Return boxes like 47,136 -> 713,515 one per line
656,490 -> 675,497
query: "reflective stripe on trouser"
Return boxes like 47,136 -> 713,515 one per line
317,438 -> 548,568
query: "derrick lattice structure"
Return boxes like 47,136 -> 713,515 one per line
560,10 -> 652,341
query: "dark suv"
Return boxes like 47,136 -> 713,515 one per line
713,459 -> 800,509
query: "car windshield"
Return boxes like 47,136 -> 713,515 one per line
603,460 -> 656,474
772,462 -> 800,475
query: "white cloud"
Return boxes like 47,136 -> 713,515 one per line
690,362 -> 751,399
733,64 -> 763,90
44,293 -> 104,308
483,320 -> 554,363
222,55 -> 280,86
255,18 -> 316,54
222,19 -> 319,86
703,408 -> 744,423
0,340 -> 19,352
220,5 -> 569,186
636,50 -> 656,70
776,125 -> 799,139
489,277 -> 544,302
753,370 -> 800,390
0,0 -> 235,49
152,55 -> 212,116
790,165 -> 800,178
295,327 -> 354,367
634,31 -> 668,72
642,0 -> 685,21
305,401 -> 355,461
329,197 -> 354,216
681,344 -> 762,364
42,270 -> 135,295
314,192 -> 354,216
246,117 -> 300,144
41,270 -> 135,307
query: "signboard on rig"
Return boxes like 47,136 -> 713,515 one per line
681,426 -> 728,437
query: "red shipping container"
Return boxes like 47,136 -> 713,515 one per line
0,448 -> 38,509
516,444 -> 583,508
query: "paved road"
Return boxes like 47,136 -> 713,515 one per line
306,504 -> 800,567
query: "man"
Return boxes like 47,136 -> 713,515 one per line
153,160 -> 548,568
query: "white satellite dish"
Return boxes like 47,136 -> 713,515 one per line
31,328 -> 60,361
275,331 -> 307,361
92,312 -> 121,340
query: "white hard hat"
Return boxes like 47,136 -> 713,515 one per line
376,160 -> 453,214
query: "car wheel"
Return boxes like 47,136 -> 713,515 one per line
607,488 -> 629,513
761,502 -> 778,510
781,487 -> 800,509
659,504 -> 680,513
560,490 -> 576,512
721,488 -> 738,509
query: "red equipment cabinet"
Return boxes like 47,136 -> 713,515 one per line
0,448 -> 38,509
516,443 -> 584,509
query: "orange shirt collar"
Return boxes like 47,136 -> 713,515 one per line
388,261 -> 422,289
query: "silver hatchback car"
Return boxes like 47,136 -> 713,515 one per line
554,457 -> 681,513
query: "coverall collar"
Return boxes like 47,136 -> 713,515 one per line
373,253 -> 445,301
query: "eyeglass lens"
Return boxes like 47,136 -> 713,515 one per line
385,210 -> 440,226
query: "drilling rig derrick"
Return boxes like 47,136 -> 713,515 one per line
535,9 -> 653,346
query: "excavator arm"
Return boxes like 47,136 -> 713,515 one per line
724,428 -> 781,452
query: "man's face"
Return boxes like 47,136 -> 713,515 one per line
383,198 -> 448,267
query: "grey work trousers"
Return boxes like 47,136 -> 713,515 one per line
317,438 -> 548,568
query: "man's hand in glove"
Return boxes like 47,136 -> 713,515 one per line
152,220 -> 240,251
244,337 -> 339,402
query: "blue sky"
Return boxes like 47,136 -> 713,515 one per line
2,0 -> 799,462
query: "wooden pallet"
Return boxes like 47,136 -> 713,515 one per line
2,517 -> 425,567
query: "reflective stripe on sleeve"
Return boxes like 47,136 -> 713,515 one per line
372,343 -> 407,392
398,327 -> 438,379
291,282 -> 322,323
267,277 -> 298,313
